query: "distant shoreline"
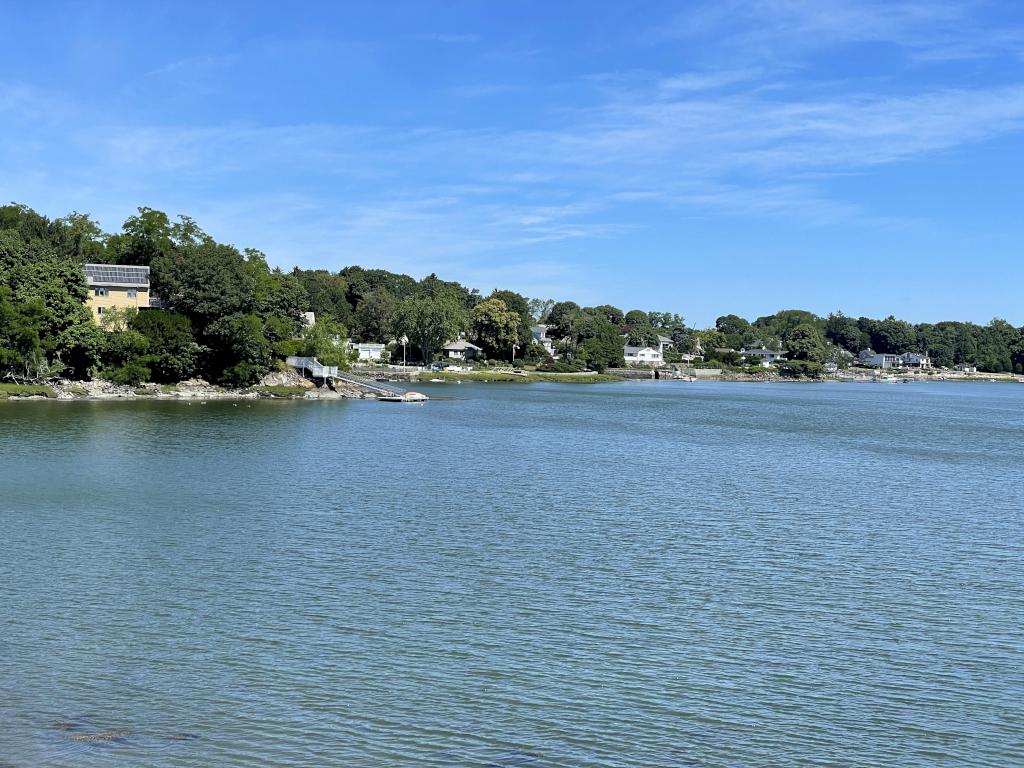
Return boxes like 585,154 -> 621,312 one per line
3,369 -> 1022,403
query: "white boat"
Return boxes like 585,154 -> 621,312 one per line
379,391 -> 429,403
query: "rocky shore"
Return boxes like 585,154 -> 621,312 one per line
4,367 -> 374,401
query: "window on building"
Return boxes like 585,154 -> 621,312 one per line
97,307 -> 105,315
127,289 -> 137,298
94,287 -> 108,297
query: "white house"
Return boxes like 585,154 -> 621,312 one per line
858,350 -> 901,368
858,349 -> 932,369
740,345 -> 788,367
443,339 -> 483,360
899,352 -> 932,369
349,341 -> 386,361
531,324 -> 557,357
624,345 -> 664,367
955,363 -> 978,373
657,335 -> 675,355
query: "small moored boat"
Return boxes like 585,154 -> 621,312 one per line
379,391 -> 429,403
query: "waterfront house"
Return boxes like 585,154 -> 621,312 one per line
858,349 -> 899,368
899,352 -> 932,369
531,324 -> 557,357
443,339 -> 483,361
349,342 -> 386,361
657,335 -> 674,355
624,345 -> 664,367
83,263 -> 151,320
858,349 -> 932,369
740,345 -> 788,367
955,363 -> 978,373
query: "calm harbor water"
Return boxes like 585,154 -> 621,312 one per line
1,381 -> 1023,767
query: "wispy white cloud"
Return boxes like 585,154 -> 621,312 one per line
405,32 -> 481,44
8,70 -> 1024,260
5,1 -> 1024,302
660,0 -> 1024,63
657,68 -> 767,94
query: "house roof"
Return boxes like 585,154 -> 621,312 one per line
624,345 -> 659,354
83,263 -> 150,287
657,335 -> 673,344
443,339 -> 482,351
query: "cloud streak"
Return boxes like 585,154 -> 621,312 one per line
660,0 -> 1024,62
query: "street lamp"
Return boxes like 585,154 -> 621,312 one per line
400,335 -> 408,367
512,343 -> 519,363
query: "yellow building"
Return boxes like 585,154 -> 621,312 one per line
83,264 -> 152,320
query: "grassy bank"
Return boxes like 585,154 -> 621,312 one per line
528,372 -> 622,383
0,383 -> 57,399
418,371 -> 621,384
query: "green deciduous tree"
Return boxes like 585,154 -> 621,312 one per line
152,240 -> 256,323
203,313 -> 273,386
591,304 -> 625,326
0,286 -> 45,380
716,314 -> 750,337
489,289 -> 534,346
109,207 -> 175,266
547,301 -> 581,340
825,312 -> 864,351
785,323 -> 827,362
579,318 -> 625,372
395,293 -> 469,363
297,317 -> 350,368
130,310 -> 199,383
471,298 -> 522,359
354,289 -> 397,342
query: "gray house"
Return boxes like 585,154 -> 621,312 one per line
443,339 -> 483,360
858,349 -> 932,369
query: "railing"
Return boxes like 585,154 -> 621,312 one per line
331,370 -> 405,396
286,356 -> 411,395
285,356 -> 339,379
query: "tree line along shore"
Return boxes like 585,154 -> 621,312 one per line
2,203 -> 1023,399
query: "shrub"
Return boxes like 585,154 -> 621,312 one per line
221,362 -> 265,387
777,360 -> 823,378
538,358 -> 585,373
107,361 -> 151,386
274,339 -> 305,359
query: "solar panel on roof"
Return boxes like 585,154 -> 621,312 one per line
82,264 -> 150,286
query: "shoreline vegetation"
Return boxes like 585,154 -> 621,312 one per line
3,203 -> 1024,396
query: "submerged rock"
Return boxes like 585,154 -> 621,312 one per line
64,729 -> 130,743
166,732 -> 200,741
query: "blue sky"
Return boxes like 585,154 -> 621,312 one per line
3,1 -> 1024,327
